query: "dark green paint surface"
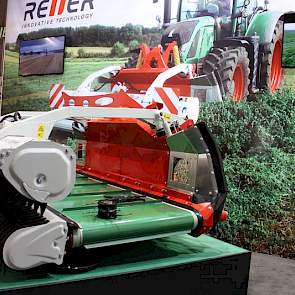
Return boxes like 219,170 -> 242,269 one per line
0,234 -> 248,291
0,174 -> 247,291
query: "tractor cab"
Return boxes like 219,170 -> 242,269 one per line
161,0 -> 260,64
178,0 -> 260,19
178,0 -> 233,20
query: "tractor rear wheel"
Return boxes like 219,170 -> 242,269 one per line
260,20 -> 284,92
201,47 -> 251,102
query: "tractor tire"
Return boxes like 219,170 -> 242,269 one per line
260,20 -> 284,92
201,47 -> 251,102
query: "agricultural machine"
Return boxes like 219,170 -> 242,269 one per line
0,86 -> 227,271
49,0 -> 295,106
2,0 -> 293,273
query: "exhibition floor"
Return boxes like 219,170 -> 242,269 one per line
249,253 -> 295,295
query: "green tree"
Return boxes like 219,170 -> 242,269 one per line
111,42 -> 126,57
77,48 -> 85,58
65,49 -> 73,58
128,40 -> 140,51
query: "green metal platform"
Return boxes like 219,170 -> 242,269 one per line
0,174 -> 251,294
0,235 -> 250,293
50,174 -> 196,248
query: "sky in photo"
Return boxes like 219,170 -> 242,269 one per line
6,0 -> 295,42
39,0 -> 293,27
20,36 -> 65,54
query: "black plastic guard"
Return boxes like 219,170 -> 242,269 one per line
196,122 -> 228,226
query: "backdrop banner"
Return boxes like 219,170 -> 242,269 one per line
6,0 -> 96,43
2,0 -> 294,115
5,0 -> 163,44
2,0 -> 162,115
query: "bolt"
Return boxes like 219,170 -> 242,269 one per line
0,153 -> 5,159
36,174 -> 47,186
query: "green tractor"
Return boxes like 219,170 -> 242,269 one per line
150,0 -> 295,101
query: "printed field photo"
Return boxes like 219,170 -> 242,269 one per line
283,29 -> 295,68
2,24 -> 160,113
3,49 -> 126,112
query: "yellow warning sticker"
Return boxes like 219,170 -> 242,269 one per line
163,113 -> 172,121
37,123 -> 45,141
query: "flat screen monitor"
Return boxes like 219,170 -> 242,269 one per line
19,35 -> 65,76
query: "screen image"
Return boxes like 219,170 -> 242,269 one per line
19,36 -> 65,76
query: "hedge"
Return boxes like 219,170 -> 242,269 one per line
199,89 -> 295,258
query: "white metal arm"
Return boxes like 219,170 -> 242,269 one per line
76,66 -> 122,94
0,107 -> 182,140
145,64 -> 194,99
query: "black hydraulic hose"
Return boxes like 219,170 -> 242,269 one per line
0,112 -> 22,123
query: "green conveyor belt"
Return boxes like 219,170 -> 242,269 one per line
50,175 -> 196,248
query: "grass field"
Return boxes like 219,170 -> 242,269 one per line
2,48 -> 295,113
284,68 -> 295,89
283,30 -> 295,68
199,91 -> 295,259
66,47 -> 112,57
2,50 -> 126,113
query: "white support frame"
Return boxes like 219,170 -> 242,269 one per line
72,63 -> 195,102
145,63 -> 194,99
0,107 -> 183,140
76,66 -> 122,94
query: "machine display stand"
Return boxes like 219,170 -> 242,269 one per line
0,235 -> 251,295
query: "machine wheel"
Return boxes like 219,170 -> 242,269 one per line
260,20 -> 284,92
201,47 -> 251,102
